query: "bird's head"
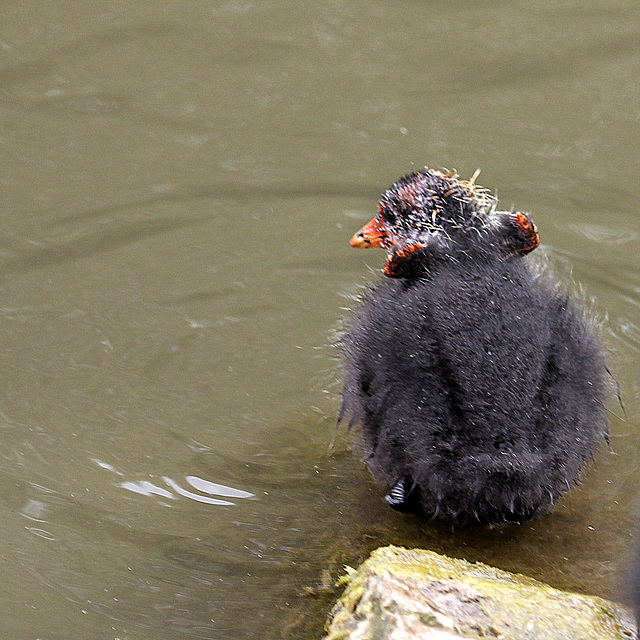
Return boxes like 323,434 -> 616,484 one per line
350,168 -> 539,277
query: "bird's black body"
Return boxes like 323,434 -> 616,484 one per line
342,168 -> 608,525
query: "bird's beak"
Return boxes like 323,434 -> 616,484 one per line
350,217 -> 387,248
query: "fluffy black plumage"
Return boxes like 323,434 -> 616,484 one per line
341,168 -> 608,525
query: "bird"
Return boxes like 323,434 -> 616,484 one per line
340,167 -> 609,525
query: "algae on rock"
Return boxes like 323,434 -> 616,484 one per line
324,546 -> 635,640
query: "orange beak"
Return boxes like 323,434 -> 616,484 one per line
350,217 -> 388,249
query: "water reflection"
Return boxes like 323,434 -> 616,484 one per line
0,0 -> 638,639
185,475 -> 254,499
120,480 -> 176,500
162,478 -> 235,506
105,454 -> 257,505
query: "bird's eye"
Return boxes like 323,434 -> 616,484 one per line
383,210 -> 397,225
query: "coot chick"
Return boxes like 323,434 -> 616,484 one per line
341,168 -> 608,525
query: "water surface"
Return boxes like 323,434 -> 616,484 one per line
0,1 -> 639,638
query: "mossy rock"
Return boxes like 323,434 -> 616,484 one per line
324,546 -> 636,640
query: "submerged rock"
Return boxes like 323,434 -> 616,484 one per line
324,546 -> 635,640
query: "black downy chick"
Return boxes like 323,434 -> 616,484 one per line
341,168 -> 608,525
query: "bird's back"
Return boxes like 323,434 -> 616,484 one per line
342,256 -> 607,524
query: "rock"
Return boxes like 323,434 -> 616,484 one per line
324,546 -> 635,640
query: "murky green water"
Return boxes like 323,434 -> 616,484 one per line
0,1 -> 638,638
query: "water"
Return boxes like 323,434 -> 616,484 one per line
0,1 -> 638,638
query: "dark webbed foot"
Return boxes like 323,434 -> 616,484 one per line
385,477 -> 420,513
